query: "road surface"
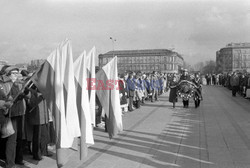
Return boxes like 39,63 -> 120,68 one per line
2,85 -> 250,168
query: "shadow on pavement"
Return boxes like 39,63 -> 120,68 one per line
79,94 -> 213,167
85,116 -> 213,167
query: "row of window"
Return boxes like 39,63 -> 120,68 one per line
234,49 -> 250,54
217,53 -> 250,70
117,64 -> 175,71
220,49 -> 250,58
100,56 -> 176,65
233,54 -> 250,60
233,60 -> 250,68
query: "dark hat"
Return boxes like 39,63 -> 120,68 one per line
128,71 -> 133,75
21,70 -> 29,77
0,65 -> 10,75
120,73 -> 125,78
136,71 -> 142,75
5,66 -> 19,75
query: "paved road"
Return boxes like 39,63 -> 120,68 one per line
2,85 -> 250,168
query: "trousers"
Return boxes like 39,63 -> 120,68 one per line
5,116 -> 23,168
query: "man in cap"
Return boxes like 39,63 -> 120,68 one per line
0,69 -> 13,162
0,66 -> 29,167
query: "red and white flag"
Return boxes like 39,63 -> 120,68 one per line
74,51 -> 94,160
85,47 -> 96,126
96,56 -> 123,138
31,40 -> 81,167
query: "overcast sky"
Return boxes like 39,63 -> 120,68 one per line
0,0 -> 250,65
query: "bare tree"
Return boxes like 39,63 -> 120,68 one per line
202,60 -> 216,74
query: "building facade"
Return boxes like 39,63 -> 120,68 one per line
216,43 -> 250,73
99,49 -> 184,73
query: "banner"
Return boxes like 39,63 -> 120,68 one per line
74,51 -> 94,160
31,40 -> 81,167
96,56 -> 123,138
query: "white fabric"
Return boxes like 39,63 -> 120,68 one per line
86,47 -> 96,126
47,40 -> 81,148
96,57 -> 123,137
74,51 -> 95,146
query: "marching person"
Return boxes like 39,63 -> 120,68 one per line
193,72 -> 203,100
169,75 -> 178,108
180,69 -> 190,108
180,69 -> 190,81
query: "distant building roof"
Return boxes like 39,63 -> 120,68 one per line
99,49 -> 183,60
224,43 -> 250,49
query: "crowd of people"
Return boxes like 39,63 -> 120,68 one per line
0,65 -> 54,168
95,69 -> 203,130
203,72 -> 250,98
95,70 -> 172,128
1,63 -> 249,168
0,65 -> 179,168
96,70 -> 250,130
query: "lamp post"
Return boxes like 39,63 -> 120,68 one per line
110,37 -> 116,58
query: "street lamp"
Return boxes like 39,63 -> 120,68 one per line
110,37 -> 116,58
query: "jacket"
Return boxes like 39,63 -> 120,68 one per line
126,78 -> 135,97
0,76 -> 26,117
230,75 -> 239,87
27,88 -> 49,125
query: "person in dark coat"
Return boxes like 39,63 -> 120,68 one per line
179,69 -> 190,108
230,72 -> 239,97
169,75 -> 178,108
0,66 -> 12,162
240,74 -> 247,97
193,73 -> 203,100
118,74 -> 128,113
26,85 -> 50,160
0,66 -> 30,168
0,92 -> 12,161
